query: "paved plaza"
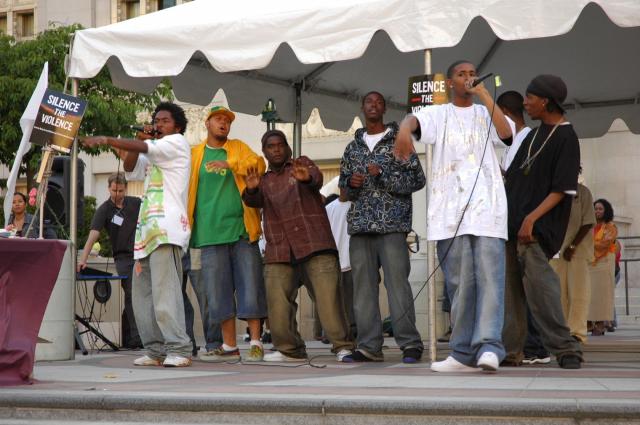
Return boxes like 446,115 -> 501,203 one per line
1,322 -> 639,424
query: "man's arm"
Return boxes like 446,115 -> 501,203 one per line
292,156 -> 323,190
339,144 -> 363,201
469,84 -> 512,141
242,166 -> 264,208
230,143 -> 267,177
518,192 -> 565,243
394,115 -> 419,160
376,153 -> 426,195
77,229 -> 101,272
563,223 -> 593,261
83,136 -> 148,172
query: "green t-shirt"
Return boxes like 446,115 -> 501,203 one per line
191,146 -> 247,247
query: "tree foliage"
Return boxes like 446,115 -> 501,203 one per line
0,24 -> 172,188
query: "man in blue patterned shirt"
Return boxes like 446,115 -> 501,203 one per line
339,91 -> 426,363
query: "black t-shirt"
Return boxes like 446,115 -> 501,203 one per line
91,196 -> 141,260
505,123 -> 580,258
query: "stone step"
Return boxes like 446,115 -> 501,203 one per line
2,394 -> 640,425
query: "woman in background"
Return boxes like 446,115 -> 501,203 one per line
6,192 -> 57,239
588,198 -> 617,336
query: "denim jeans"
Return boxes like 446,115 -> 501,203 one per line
437,235 -> 506,366
132,244 -> 192,359
264,254 -> 354,357
199,238 -> 267,323
523,308 -> 550,358
350,233 -> 423,357
503,241 -> 582,364
187,249 -> 222,351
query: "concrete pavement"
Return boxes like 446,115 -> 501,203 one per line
0,322 -> 639,424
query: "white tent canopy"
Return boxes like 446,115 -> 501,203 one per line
68,0 -> 640,138
66,0 -> 640,359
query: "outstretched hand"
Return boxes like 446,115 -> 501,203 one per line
82,136 -> 107,148
245,166 -> 261,189
291,158 -> 312,183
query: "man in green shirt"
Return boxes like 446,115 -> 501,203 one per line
187,106 -> 267,362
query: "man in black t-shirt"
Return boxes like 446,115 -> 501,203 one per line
503,74 -> 583,369
78,172 -> 142,349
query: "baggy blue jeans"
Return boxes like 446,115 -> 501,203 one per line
437,235 -> 506,366
350,233 -> 423,357
199,238 -> 267,323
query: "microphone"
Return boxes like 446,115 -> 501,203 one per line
471,73 -> 494,88
129,125 -> 157,136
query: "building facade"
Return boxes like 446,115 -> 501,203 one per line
0,0 -> 191,39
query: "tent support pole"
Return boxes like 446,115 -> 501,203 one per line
424,49 -> 437,363
293,82 -> 302,158
70,78 -> 79,295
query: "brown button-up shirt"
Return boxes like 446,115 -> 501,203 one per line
242,156 -> 337,264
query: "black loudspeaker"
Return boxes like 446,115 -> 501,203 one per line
93,279 -> 112,304
45,156 -> 85,229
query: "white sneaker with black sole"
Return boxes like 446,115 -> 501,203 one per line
522,355 -> 551,365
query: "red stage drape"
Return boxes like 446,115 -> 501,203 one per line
0,238 -> 67,386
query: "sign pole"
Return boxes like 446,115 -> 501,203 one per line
26,146 -> 55,239
70,78 -> 79,268
424,49 -> 438,364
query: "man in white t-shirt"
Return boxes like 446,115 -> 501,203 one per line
395,60 -> 513,373
83,102 -> 193,367
497,91 -> 531,172
325,187 -> 356,338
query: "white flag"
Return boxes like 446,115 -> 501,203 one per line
3,62 -> 48,226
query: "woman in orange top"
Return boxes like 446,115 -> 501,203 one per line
588,199 -> 617,336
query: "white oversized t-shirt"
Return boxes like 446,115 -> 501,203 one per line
126,133 -> 191,259
325,199 -> 352,271
414,103 -> 509,241
501,125 -> 532,171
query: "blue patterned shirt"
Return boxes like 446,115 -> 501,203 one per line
339,122 -> 425,235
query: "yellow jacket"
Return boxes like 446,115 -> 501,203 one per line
188,139 -> 266,242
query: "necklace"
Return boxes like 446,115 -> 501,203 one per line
449,104 -> 477,150
519,122 -> 562,175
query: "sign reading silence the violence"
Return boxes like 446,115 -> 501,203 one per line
30,89 -> 87,154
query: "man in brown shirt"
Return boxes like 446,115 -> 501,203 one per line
550,182 -> 595,343
243,129 -> 355,362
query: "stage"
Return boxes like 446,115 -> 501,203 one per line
0,324 -> 639,425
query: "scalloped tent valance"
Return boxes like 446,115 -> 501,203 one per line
68,0 -> 640,137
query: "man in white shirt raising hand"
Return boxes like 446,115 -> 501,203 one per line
394,60 -> 512,373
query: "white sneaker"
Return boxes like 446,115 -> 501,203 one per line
133,355 -> 163,366
336,349 -> 354,363
162,354 -> 192,367
430,356 -> 481,373
263,351 -> 307,362
477,352 -> 499,372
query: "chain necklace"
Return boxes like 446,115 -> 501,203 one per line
448,103 -> 477,154
519,122 -> 562,175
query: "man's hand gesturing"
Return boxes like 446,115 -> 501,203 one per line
291,158 -> 312,183
245,166 -> 261,189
